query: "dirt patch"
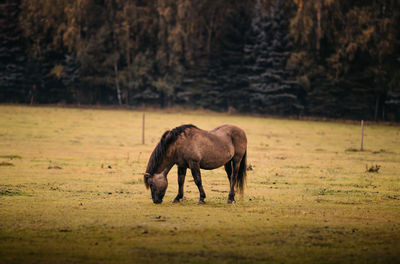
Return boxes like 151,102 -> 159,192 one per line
48,165 -> 62,169
0,189 -> 22,196
0,162 -> 14,167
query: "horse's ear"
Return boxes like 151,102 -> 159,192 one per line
144,173 -> 152,189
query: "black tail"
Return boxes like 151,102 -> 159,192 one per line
236,150 -> 247,194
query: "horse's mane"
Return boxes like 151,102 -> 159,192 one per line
145,124 -> 198,175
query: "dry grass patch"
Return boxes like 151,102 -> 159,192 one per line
0,105 -> 399,264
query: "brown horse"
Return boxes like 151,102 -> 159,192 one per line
144,124 -> 247,204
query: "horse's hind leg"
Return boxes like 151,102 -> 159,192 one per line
227,157 -> 241,204
172,166 -> 187,203
224,161 -> 232,182
190,163 -> 206,204
225,161 -> 234,202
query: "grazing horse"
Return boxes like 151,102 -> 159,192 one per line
144,124 -> 247,204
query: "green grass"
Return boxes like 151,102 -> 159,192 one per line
0,105 -> 399,264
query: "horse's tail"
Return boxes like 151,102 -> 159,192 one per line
236,150 -> 247,194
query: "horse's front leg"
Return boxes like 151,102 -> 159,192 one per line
190,164 -> 206,204
172,166 -> 187,203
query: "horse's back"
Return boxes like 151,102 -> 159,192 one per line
209,124 -> 247,150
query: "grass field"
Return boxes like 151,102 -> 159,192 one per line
0,105 -> 399,264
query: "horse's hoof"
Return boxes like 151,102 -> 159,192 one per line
172,199 -> 180,203
197,200 -> 205,205
227,199 -> 235,204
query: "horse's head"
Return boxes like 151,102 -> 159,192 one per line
144,172 -> 168,204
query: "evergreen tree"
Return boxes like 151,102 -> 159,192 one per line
244,0 -> 303,115
180,1 -> 253,111
1,0 -> 397,121
61,54 -> 81,103
0,0 -> 27,102
208,1 -> 253,112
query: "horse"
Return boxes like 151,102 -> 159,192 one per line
144,124 -> 247,204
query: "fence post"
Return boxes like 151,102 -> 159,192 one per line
142,113 -> 145,145
360,120 -> 364,151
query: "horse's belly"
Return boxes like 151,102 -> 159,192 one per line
199,151 -> 232,170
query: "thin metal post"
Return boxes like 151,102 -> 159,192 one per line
360,120 -> 364,151
142,113 -> 145,144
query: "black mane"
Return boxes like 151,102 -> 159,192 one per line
145,124 -> 197,174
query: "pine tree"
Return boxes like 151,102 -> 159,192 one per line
0,0 -> 27,102
244,0 -> 303,115
179,1 -> 252,112
212,2 -> 252,112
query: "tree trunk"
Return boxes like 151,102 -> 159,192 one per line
30,84 -> 36,105
114,62 -> 122,105
374,95 -> 380,121
316,2 -> 321,52
206,8 -> 216,54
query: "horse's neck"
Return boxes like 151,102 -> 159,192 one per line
156,151 -> 174,176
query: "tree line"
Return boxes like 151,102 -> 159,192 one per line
1,0 -> 399,120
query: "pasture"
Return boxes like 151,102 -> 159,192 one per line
0,105 -> 399,264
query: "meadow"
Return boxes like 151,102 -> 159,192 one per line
0,105 -> 399,264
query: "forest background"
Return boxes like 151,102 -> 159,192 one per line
1,0 -> 400,121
